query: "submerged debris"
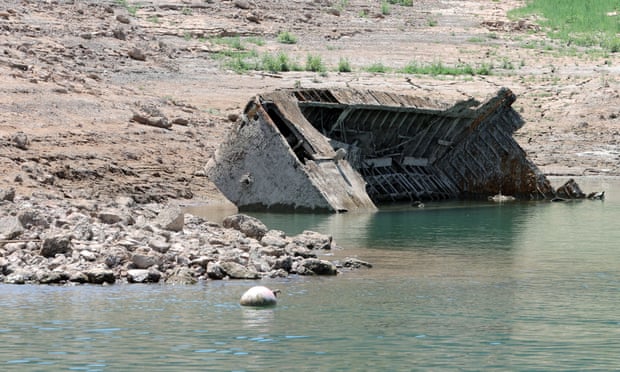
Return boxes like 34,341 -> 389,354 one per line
206,88 -> 594,212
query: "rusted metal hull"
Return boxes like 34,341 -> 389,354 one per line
206,88 -> 556,212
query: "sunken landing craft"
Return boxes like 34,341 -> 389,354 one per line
205,87 -> 557,213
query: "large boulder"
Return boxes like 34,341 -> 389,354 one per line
165,267 -> 197,285
0,216 -> 24,240
155,205 -> 184,232
292,230 -> 333,250
294,258 -> 338,276
127,269 -> 161,283
40,235 -> 72,258
219,260 -> 261,279
85,268 -> 116,284
222,214 -> 268,240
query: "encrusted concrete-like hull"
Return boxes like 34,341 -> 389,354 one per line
206,88 -> 556,212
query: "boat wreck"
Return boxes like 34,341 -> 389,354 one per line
205,87 -> 557,212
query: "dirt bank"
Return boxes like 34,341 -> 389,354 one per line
1,0 -> 618,205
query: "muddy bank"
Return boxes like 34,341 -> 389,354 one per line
0,189 -> 371,285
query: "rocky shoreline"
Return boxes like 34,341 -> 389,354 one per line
0,188 -> 371,285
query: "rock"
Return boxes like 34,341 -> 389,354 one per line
219,261 -> 261,279
17,210 -> 49,228
155,206 -> 184,232
286,243 -> 316,258
222,214 -> 268,240
148,239 -> 170,253
80,250 -> 97,261
127,269 -> 161,283
5,271 -> 30,284
260,229 -> 289,248
234,0 -> 251,10
293,230 -> 333,250
85,268 -> 116,284
113,27 -> 127,40
0,216 -> 24,240
294,258 -> 338,276
11,132 -> 29,150
69,271 -> 89,283
128,47 -> 146,61
0,187 -> 15,202
272,255 -> 292,272
40,235 -> 72,258
239,286 -> 279,307
98,209 -> 123,224
206,261 -> 226,280
131,253 -> 158,269
116,14 -> 131,24
165,267 -> 197,285
37,270 -> 70,284
340,258 -> 373,269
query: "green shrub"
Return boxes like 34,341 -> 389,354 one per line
306,54 -> 326,72
338,57 -> 352,72
277,31 -> 298,44
366,62 -> 390,73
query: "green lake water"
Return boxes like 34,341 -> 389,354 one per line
1,177 -> 619,371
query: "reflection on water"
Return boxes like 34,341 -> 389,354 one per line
1,177 -> 619,370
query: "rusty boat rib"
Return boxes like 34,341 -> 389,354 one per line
206,87 -> 557,212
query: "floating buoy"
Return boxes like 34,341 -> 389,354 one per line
240,286 -> 280,307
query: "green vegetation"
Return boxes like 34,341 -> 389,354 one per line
338,57 -> 352,73
147,15 -> 160,23
387,0 -> 413,6
509,0 -> 620,52
427,18 -> 438,27
262,52 -> 301,73
305,54 -> 326,73
277,31 -> 298,44
400,61 -> 492,76
381,2 -> 391,15
115,0 -> 139,16
366,62 -> 390,73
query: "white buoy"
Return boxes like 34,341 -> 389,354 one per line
240,286 -> 280,307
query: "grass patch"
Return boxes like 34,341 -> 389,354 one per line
381,2 -> 391,15
305,54 -> 326,72
277,31 -> 298,44
365,62 -> 390,73
262,52 -> 302,72
211,36 -> 245,50
387,0 -> 413,5
509,0 -> 620,52
401,61 -> 492,76
338,57 -> 352,72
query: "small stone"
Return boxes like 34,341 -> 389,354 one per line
233,0 -> 251,10
148,239 -> 170,254
128,48 -> 146,61
116,14 -> 131,24
80,250 -> 97,261
0,187 -> 16,202
98,209 -> 123,224
11,132 -> 29,150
